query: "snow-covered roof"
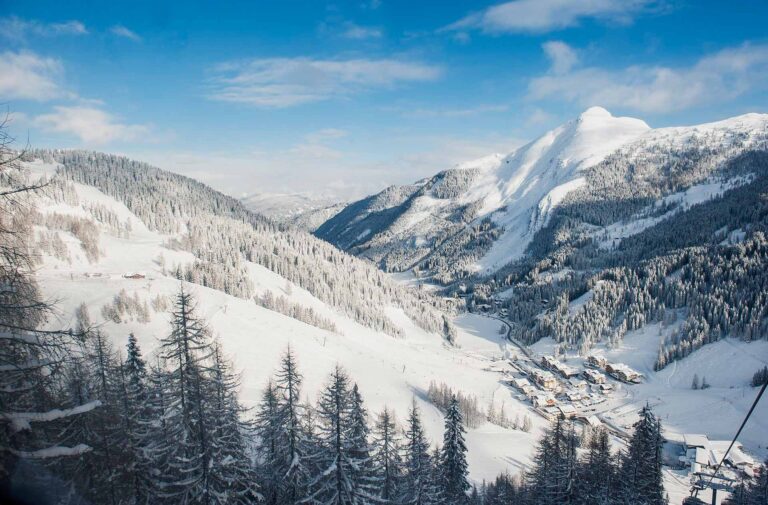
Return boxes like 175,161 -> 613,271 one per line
585,415 -> 601,426
683,434 -> 710,449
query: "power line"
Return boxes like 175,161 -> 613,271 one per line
695,379 -> 767,497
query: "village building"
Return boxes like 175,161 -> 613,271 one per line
606,363 -> 643,383
511,377 -> 530,390
566,390 -> 583,402
568,377 -> 588,390
598,383 -> 614,393
530,369 -> 558,390
558,404 -> 577,419
532,394 -> 557,408
540,406 -> 560,421
586,355 -> 608,369
583,369 -> 607,384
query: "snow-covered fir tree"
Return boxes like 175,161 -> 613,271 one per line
402,400 -> 435,505
618,405 -> 666,505
371,407 -> 403,504
439,397 -> 470,505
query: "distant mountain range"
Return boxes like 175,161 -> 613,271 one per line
315,108 -> 768,369
316,107 -> 768,283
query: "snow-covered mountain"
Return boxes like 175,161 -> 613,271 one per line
240,191 -> 343,229
16,148 -> 768,504
19,150 -> 542,483
316,108 -> 768,283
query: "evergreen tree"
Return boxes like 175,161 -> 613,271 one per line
574,427 -> 617,505
526,416 -> 578,505
347,384 -> 380,503
402,400 -> 434,505
83,330 -> 130,505
206,341 -> 260,504
619,405 -> 666,505
255,381 -> 281,505
306,365 -> 356,505
120,333 -> 155,505
482,473 -> 519,505
275,346 -> 312,504
371,407 -> 402,503
155,286 -> 215,504
440,396 -> 469,505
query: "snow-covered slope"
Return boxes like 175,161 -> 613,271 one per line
316,108 -> 768,283
22,151 -> 768,504
23,155 -> 545,484
240,193 -> 338,222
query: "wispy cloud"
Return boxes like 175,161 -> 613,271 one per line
529,42 -> 768,114
110,25 -> 141,42
341,23 -> 382,40
208,57 -> 442,108
390,104 -> 510,118
0,50 -> 68,101
446,0 -> 658,34
35,106 -> 149,144
0,16 -> 87,41
542,41 -> 578,74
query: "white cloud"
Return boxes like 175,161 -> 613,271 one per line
208,57 -> 442,108
542,41 -> 578,74
394,104 -> 509,118
0,16 -> 87,40
341,23 -> 382,40
35,106 -> 149,144
0,51 -> 66,101
447,0 -> 656,34
110,25 -> 141,42
528,43 -> 768,113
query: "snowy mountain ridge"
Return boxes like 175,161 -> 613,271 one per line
316,108 -> 768,282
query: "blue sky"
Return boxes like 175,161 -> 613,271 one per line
2,0 -> 768,200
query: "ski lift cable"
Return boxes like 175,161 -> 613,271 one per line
695,379 -> 767,496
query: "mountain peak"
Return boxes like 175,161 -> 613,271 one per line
578,106 -> 613,119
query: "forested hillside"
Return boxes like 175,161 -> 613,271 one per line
471,134 -> 768,368
317,110 -> 768,369
27,149 -> 455,339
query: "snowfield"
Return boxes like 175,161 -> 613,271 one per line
29,169 -> 545,484
26,158 -> 768,504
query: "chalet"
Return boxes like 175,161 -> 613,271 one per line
555,363 -> 580,378
586,355 -> 608,369
558,404 -> 577,419
566,390 -> 583,402
598,383 -> 614,394
606,363 -> 643,383
123,273 -> 146,280
541,356 -> 559,369
531,370 -> 558,390
532,394 -> 557,408
541,356 -> 580,378
568,377 -> 588,390
539,406 -> 559,421
583,369 -> 607,384
511,378 -> 531,390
